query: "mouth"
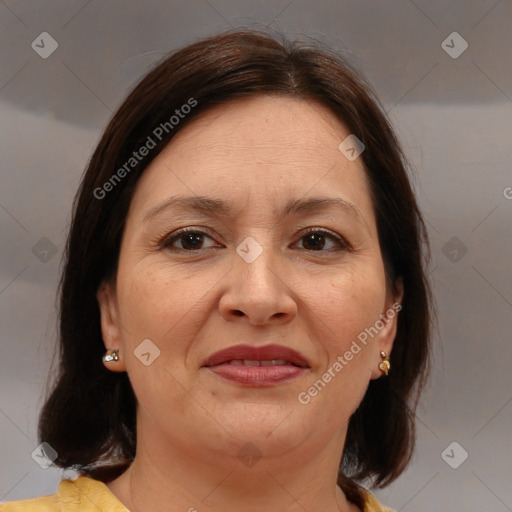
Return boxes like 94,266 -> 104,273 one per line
214,359 -> 303,367
202,344 -> 310,387
202,344 -> 310,369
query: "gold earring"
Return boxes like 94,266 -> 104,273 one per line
103,349 -> 119,363
378,351 -> 390,376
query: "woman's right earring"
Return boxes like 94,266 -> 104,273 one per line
103,349 -> 119,363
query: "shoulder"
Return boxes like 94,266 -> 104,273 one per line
0,475 -> 129,512
0,494 -> 57,512
361,488 -> 396,512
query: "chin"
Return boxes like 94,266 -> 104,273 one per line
215,412 -> 310,450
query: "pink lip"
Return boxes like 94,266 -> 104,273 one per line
202,344 -> 310,387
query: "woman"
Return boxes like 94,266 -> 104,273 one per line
2,29 -> 434,512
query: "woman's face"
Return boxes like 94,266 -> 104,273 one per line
98,95 -> 402,468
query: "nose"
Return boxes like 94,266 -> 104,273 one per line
218,242 -> 297,326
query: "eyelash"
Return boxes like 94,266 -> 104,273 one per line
157,227 -> 351,253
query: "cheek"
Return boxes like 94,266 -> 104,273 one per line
116,263 -> 218,377
304,261 -> 384,408
118,264 -> 192,331
321,262 -> 386,340
115,266 -> 194,419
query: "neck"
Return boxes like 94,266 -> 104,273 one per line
107,423 -> 360,512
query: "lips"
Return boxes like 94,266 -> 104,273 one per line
202,343 -> 310,387
202,344 -> 310,368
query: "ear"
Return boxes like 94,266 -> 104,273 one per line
370,277 -> 404,380
96,280 -> 127,372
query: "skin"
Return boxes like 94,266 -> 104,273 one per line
97,94 -> 403,512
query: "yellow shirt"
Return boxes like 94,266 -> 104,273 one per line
0,475 -> 395,512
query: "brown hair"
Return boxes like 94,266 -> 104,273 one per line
39,29 -> 434,508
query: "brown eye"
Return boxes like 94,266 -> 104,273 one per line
296,229 -> 348,252
162,229 -> 218,251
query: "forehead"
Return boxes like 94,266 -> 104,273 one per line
167,94 -> 350,161
128,94 -> 373,224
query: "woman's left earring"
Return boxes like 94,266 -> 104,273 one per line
378,351 -> 390,376
103,349 -> 119,363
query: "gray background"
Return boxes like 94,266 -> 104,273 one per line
1,1 -> 511,511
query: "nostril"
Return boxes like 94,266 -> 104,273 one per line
234,310 -> 244,316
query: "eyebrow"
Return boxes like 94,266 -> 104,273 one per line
143,195 -> 368,231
